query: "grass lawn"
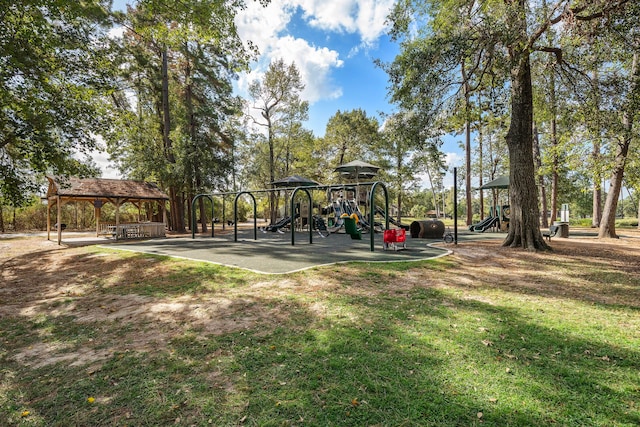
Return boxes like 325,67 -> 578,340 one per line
1,235 -> 639,426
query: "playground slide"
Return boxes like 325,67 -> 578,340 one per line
264,214 -> 298,232
469,216 -> 499,232
375,206 -> 410,230
347,200 -> 372,230
329,201 -> 345,230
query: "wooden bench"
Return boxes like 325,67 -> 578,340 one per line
542,225 -> 560,241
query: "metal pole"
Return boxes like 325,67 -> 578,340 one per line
369,182 -> 388,252
453,167 -> 458,245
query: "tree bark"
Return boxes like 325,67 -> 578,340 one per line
397,152 -> 403,224
267,114 -> 277,224
549,71 -> 559,224
462,60 -> 473,226
591,142 -> 602,228
479,126 -> 484,220
599,52 -> 638,238
503,28 -> 549,250
160,46 -> 185,232
591,69 -> 603,228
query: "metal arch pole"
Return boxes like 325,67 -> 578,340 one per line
191,195 -> 198,239
222,195 -> 226,231
252,194 -> 257,240
234,191 -> 257,242
369,182 -> 388,252
290,187 -> 313,246
210,195 -> 215,237
191,194 -> 214,239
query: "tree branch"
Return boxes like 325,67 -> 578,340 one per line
529,0 -> 631,50
534,46 -> 563,64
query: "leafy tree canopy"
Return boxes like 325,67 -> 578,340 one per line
0,0 -> 115,203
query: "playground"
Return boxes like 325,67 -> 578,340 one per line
108,227 -> 449,274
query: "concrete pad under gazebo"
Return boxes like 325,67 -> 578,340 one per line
45,176 -> 169,245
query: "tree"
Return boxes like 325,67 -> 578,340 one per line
107,0 -> 252,232
378,111 -> 444,223
1,0 -> 114,203
248,59 -> 308,223
599,51 -> 639,238
386,0 -> 634,250
324,109 -> 381,168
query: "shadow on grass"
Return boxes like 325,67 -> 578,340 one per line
1,242 -> 639,426
435,241 -> 640,311
0,244 -> 254,301
2,284 -> 639,426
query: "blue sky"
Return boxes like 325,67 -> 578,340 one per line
102,0 -> 463,184
233,0 -> 399,135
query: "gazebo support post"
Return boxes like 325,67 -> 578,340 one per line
115,198 -> 121,240
95,204 -> 101,237
47,198 -> 52,241
162,202 -> 167,231
57,195 -> 62,245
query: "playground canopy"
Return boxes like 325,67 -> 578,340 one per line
270,175 -> 320,188
479,175 -> 509,189
334,160 -> 380,180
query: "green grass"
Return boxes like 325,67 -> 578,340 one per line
1,248 -> 639,426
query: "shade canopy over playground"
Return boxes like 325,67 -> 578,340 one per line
45,176 -> 169,244
334,160 -> 380,180
270,175 -> 320,188
479,175 -> 509,190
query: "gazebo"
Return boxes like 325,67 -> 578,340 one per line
45,176 -> 169,244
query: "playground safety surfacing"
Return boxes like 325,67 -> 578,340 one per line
107,228 -> 451,274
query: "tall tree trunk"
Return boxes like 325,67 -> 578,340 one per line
462,60 -> 473,226
268,118 -> 277,224
479,125 -> 484,220
591,69 -> 603,228
0,203 -> 4,232
549,72 -> 559,224
592,141 -> 602,228
533,124 -> 548,228
160,45 -> 184,232
183,45 -> 207,234
599,52 -> 638,238
503,12 -> 548,250
396,152 -> 403,224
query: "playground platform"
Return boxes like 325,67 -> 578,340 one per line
105,228 -> 453,274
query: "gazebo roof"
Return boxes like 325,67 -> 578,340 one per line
46,176 -> 169,201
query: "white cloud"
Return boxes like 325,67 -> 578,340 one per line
91,148 -> 121,179
445,152 -> 464,168
354,0 -> 395,45
296,0 -> 358,33
296,0 -> 394,45
235,0 -> 394,105
269,36 -> 343,103
234,0 -> 292,55
107,26 -> 125,39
